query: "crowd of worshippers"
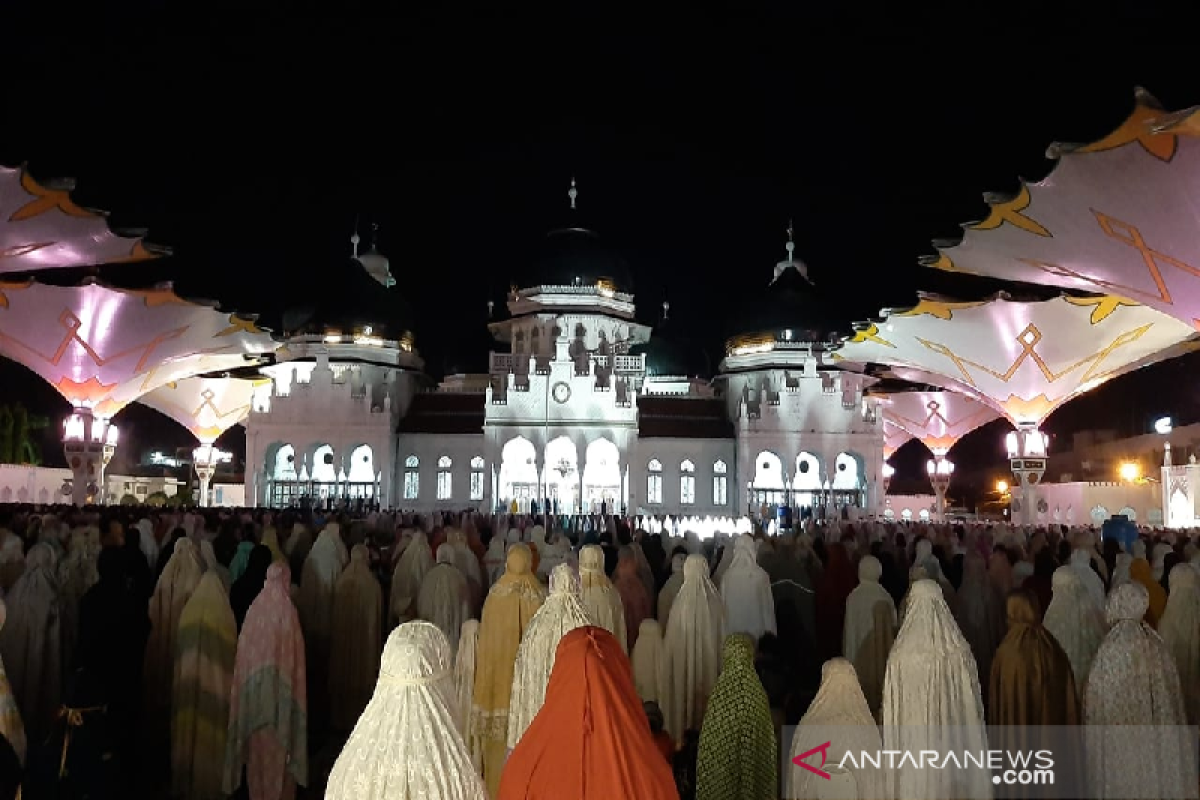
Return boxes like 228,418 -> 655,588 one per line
0,504 -> 1198,799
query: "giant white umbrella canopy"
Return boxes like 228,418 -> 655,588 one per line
134,375 -> 271,443
832,293 -> 1195,428
0,279 -> 278,415
920,89 -> 1200,331
0,165 -> 162,270
882,417 -> 914,460
875,389 -> 1001,456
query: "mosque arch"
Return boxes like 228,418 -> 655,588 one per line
499,436 -> 538,511
918,508 -> 931,521
901,508 -> 913,521
1089,505 -> 1108,524
582,437 -> 620,512
751,450 -> 786,507
272,444 -> 298,480
542,436 -> 579,513
345,444 -> 377,498
310,444 -> 337,483
831,451 -> 865,490
1118,505 -> 1137,521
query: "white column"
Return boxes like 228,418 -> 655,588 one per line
1005,424 -> 1047,526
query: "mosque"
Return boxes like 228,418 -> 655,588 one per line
244,182 -> 885,516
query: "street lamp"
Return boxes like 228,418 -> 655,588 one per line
881,462 -> 895,495
1004,425 -> 1048,525
62,409 -> 119,506
193,444 -> 233,507
1118,461 -> 1141,483
996,479 -> 1009,495
926,457 -> 954,519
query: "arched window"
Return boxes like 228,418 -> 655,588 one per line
680,459 -> 696,505
403,455 -> 420,499
470,456 -> 485,501
647,458 -> 663,505
437,455 -> 453,500
713,459 -> 728,505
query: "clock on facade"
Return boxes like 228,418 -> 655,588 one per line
551,382 -> 572,404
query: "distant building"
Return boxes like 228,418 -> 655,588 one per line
243,188 -> 886,517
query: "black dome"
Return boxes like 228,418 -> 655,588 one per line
519,227 -> 634,292
725,264 -> 843,347
631,314 -> 712,379
282,258 -> 414,341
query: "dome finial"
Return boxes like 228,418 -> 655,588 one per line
785,218 -> 795,262
351,214 -> 361,258
568,176 -> 578,210
487,299 -> 495,318
662,300 -> 670,321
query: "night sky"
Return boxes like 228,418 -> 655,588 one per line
0,4 -> 1195,494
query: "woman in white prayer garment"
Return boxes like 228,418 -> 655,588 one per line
882,579 -> 990,800
506,563 -> 594,750
786,658 -> 887,800
841,554 -> 896,717
657,553 -> 686,626
1085,583 -> 1195,799
662,553 -> 725,743
718,535 -> 776,640
325,620 -> 487,800
483,536 -> 507,587
577,544 -> 627,650
329,544 -> 383,732
1158,562 -> 1200,725
454,619 -> 482,772
1042,566 -> 1106,695
418,546 -> 472,656
389,529 -> 434,625
630,618 -> 668,705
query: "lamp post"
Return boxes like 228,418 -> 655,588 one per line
193,444 -> 233,507
1005,425 -> 1048,526
925,456 -> 954,520
881,462 -> 895,495
62,408 -> 119,506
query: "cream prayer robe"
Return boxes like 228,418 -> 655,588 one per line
630,618 -> 668,705
143,538 -> 204,758
172,571 -> 237,800
1158,563 -> 1200,725
657,553 -> 686,625
841,554 -> 896,717
329,545 -> 383,732
786,659 -> 886,800
1043,565 -> 1106,693
883,579 -> 990,800
662,554 -> 725,743
455,619 -> 482,772
718,536 -> 776,640
417,547 -> 472,656
506,563 -> 593,749
0,598 -> 26,766
1085,583 -> 1194,798
390,529 -> 433,625
471,544 -> 545,798
578,544 -> 627,651
326,621 -> 487,800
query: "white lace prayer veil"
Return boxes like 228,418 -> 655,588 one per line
883,579 -> 989,800
325,620 -> 487,800
506,563 -> 594,749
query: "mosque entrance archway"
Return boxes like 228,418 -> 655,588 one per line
582,438 -> 621,513
499,436 -> 539,512
792,451 -> 822,510
830,451 -> 866,508
1169,485 -> 1192,528
542,436 -> 579,514
750,450 -> 786,509
345,444 -> 378,500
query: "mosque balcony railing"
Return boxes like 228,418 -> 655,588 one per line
614,354 -> 644,373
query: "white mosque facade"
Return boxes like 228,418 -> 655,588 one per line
242,201 -> 886,519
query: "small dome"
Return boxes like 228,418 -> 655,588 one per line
356,246 -> 395,288
518,227 -> 634,293
724,261 -> 844,350
282,257 -> 414,342
631,306 -> 712,379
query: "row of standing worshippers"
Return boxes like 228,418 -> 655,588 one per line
0,508 -> 1198,799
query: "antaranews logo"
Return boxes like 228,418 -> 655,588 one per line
792,742 -> 1055,785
